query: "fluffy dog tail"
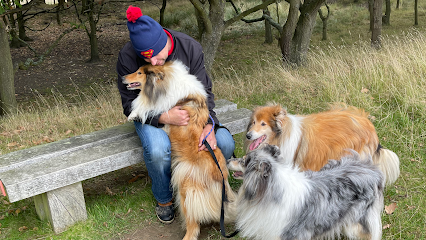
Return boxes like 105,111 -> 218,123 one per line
373,145 -> 400,186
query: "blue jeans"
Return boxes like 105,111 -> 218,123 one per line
134,121 -> 235,204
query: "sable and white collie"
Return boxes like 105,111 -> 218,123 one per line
230,144 -> 384,240
243,103 -> 400,186
122,60 -> 236,240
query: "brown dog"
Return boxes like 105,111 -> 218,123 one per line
122,60 -> 236,240
242,103 -> 400,186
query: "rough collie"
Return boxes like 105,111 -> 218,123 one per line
122,60 -> 236,240
230,144 -> 384,240
243,103 -> 399,186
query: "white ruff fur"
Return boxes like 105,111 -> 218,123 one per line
278,115 -> 304,164
237,163 -> 311,240
128,60 -> 207,122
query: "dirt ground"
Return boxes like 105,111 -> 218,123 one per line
10,5 -> 128,103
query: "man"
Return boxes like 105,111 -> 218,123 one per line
116,6 -> 235,224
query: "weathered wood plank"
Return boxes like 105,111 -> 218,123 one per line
218,108 -> 252,135
34,182 -> 87,233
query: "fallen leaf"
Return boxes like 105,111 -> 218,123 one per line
105,187 -> 114,196
13,130 -> 22,135
33,227 -> 39,231
385,202 -> 397,214
128,174 -> 145,183
124,208 -> 131,216
103,222 -> 108,227
15,208 -> 21,215
18,226 -> 28,232
383,224 -> 390,229
65,129 -> 73,135
32,139 -> 43,145
7,142 -> 18,147
361,87 -> 369,93
42,136 -> 53,143
407,205 -> 416,210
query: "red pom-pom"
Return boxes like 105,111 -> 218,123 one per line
126,5 -> 143,23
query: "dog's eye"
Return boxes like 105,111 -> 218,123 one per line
137,71 -> 142,75
261,122 -> 266,126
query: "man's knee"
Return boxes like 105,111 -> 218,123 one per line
216,128 -> 235,159
144,142 -> 171,162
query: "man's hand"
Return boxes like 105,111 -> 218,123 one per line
198,124 -> 217,152
159,106 -> 189,125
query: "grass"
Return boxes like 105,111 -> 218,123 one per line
1,0 -> 426,239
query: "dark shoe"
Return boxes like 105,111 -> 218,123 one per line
155,203 -> 174,224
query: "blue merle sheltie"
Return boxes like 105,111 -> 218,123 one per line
228,144 -> 384,240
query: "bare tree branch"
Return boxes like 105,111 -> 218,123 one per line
224,0 -> 276,28
263,14 -> 283,32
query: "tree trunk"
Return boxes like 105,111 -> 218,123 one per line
279,0 -> 300,64
371,0 -> 382,48
198,0 -> 225,75
9,13 -> 24,48
281,0 -> 325,66
160,0 -> 167,26
87,0 -> 100,62
57,0 -> 65,25
396,0 -> 400,9
0,21 -> 18,116
318,4 -> 330,41
17,11 -> 32,41
414,0 -> 418,26
263,0 -> 273,44
383,0 -> 390,25
368,0 -> 374,31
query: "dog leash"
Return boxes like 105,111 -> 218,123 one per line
202,127 -> 239,238
202,115 -> 215,143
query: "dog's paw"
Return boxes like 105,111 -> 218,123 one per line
128,112 -> 138,121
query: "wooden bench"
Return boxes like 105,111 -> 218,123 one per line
0,99 -> 251,233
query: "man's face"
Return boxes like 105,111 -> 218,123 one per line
144,44 -> 168,66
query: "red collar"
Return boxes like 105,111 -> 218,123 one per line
164,29 -> 174,56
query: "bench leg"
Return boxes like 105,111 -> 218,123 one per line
33,182 -> 88,233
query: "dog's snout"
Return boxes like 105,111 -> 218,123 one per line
246,132 -> 252,140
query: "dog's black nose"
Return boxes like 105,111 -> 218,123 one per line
246,133 -> 252,140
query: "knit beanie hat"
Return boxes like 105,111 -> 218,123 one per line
126,6 -> 167,59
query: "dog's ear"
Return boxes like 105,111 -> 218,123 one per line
273,106 -> 287,129
257,160 -> 272,178
157,71 -> 165,81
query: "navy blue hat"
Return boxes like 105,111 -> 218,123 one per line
126,6 -> 167,59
